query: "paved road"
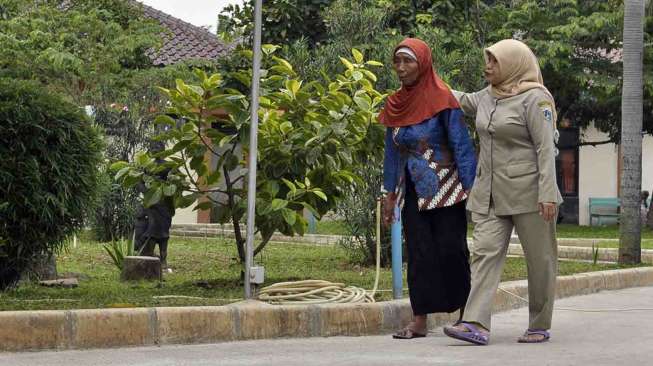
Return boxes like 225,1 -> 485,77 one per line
3,286 -> 653,366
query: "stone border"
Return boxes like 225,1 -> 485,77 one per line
507,244 -> 653,264
171,224 -> 653,263
1,267 -> 653,352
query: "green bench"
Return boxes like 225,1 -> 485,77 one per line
589,197 -> 620,226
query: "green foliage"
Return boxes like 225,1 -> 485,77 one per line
484,0 -> 653,139
89,66 -> 196,242
281,0 -> 486,101
0,79 -> 103,290
103,238 -> 136,271
337,160 -> 392,266
218,0 -> 334,46
242,0 -> 652,141
114,49 -> 386,262
90,167 -> 139,242
0,1 -> 198,244
0,0 -> 162,104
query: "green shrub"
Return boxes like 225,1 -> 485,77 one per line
337,159 -> 392,267
89,166 -> 139,242
0,79 -> 103,289
103,238 -> 136,271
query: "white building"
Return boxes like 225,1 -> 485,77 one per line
575,125 -> 653,225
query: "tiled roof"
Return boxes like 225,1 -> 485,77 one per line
132,1 -> 231,66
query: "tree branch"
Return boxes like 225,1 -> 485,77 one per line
231,174 -> 245,185
223,163 -> 245,261
196,128 -> 223,158
253,231 -> 274,257
188,188 -> 228,194
559,139 -> 615,149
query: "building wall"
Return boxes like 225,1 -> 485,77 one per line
578,125 -> 653,225
173,205 -> 198,225
171,142 -> 243,225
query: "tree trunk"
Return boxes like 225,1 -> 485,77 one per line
120,256 -> 161,281
618,0 -> 645,264
31,253 -> 58,281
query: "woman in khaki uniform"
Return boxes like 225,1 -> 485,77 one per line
443,39 -> 563,345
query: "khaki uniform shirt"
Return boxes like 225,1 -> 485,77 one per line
453,87 -> 563,216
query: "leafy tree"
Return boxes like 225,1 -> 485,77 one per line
0,79 -> 103,289
90,66 -> 197,241
0,0 -> 162,105
485,0 -> 653,142
114,48 -> 386,263
0,0 -> 208,241
218,0 -> 334,46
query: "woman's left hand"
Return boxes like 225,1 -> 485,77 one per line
539,202 -> 557,222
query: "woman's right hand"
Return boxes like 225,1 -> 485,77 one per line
382,193 -> 397,227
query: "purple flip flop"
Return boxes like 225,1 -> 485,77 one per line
518,329 -> 550,343
443,322 -> 489,346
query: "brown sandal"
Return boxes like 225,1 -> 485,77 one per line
392,327 -> 427,339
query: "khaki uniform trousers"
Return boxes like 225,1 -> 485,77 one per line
462,205 -> 557,331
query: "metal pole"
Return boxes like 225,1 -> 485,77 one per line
391,205 -> 403,299
244,0 -> 263,299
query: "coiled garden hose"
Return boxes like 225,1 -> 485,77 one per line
257,199 -> 383,305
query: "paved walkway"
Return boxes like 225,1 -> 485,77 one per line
3,286 -> 653,366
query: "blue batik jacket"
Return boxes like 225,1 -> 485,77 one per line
383,108 -> 477,211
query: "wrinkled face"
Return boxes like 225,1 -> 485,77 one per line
393,53 -> 419,87
484,52 -> 500,85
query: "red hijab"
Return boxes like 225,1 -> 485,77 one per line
379,38 -> 460,127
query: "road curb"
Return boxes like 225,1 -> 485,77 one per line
507,244 -> 653,264
1,267 -> 653,352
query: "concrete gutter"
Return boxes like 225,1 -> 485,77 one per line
2,267 -> 653,352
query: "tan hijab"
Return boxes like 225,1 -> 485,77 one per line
486,39 -> 559,143
485,39 -> 553,101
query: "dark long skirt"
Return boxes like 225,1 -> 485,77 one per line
401,178 -> 471,315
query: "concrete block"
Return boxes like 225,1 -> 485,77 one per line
381,299 -> 411,333
232,301 -> 283,340
121,256 -> 161,281
495,281 -> 528,312
635,267 -> 653,285
0,311 -> 66,351
602,270 -> 623,290
427,312 -> 458,330
617,269 -> 640,288
157,306 -> 234,344
555,275 -> 579,298
642,252 -> 653,264
318,303 -> 383,337
573,273 -> 603,296
276,305 -> 318,338
600,249 -> 619,262
70,308 -> 155,349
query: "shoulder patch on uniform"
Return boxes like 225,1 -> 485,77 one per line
538,101 -> 553,123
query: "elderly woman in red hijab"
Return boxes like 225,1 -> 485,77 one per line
381,38 -> 477,339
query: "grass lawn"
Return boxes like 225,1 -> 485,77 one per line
0,236 -> 646,311
593,239 -> 653,249
316,219 -> 653,240
556,224 -> 653,239
314,220 -> 348,235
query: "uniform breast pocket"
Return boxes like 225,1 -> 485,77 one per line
506,161 -> 538,178
503,114 -> 527,126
